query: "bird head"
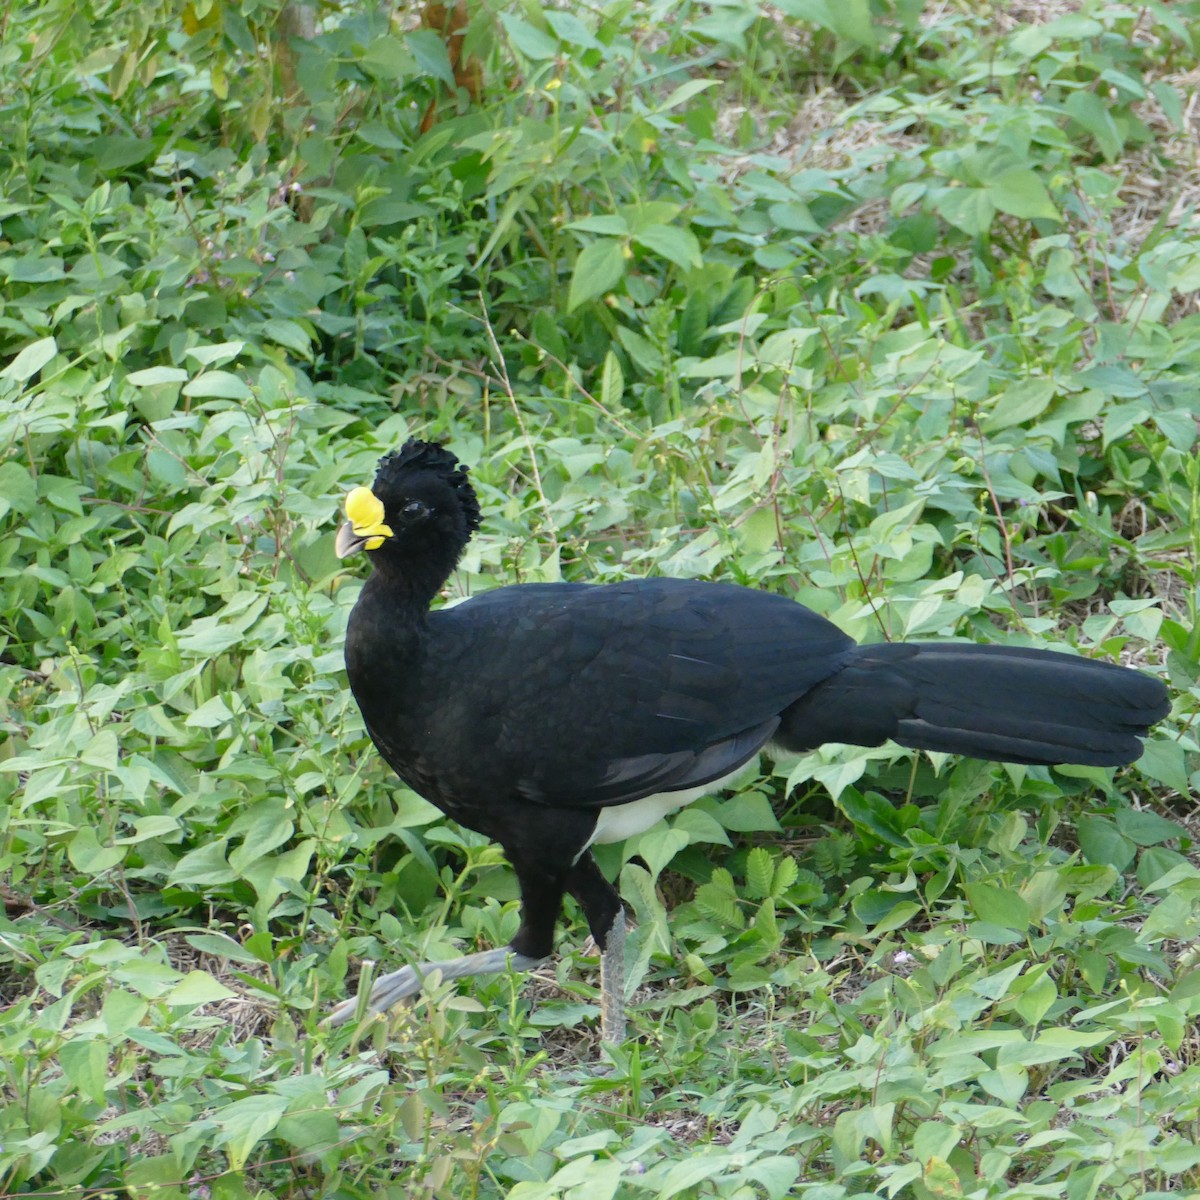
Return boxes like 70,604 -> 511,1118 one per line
335,439 -> 482,563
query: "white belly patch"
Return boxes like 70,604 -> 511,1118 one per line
584,760 -> 758,851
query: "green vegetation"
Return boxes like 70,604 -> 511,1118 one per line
2,0 -> 1200,1195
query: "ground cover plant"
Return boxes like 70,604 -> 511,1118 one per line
2,0 -> 1200,1196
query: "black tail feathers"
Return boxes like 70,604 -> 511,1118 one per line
777,642 -> 1169,767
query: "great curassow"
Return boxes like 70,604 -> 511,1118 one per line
328,439 -> 1170,1040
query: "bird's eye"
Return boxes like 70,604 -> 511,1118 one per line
401,499 -> 428,521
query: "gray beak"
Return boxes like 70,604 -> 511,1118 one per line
335,522 -> 368,558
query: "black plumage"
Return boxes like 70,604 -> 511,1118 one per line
329,439 -> 1170,1037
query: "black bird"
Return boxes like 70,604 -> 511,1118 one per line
329,439 -> 1170,1039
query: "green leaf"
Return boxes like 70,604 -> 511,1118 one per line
566,215 -> 629,235
1115,808 -> 1184,847
987,170 -> 1060,221
631,826 -> 689,879
745,846 -> 774,899
171,840 -> 237,887
261,319 -> 313,357
1065,91 -> 1123,161
182,370 -> 252,400
0,460 -> 37,516
1077,815 -> 1136,873
68,826 -> 125,874
694,883 -> 743,928
185,341 -> 245,367
1,336 -> 56,382
983,379 -> 1055,432
164,970 -> 237,1007
88,135 -> 155,171
600,350 -> 624,410
212,1094 -> 289,1169
405,29 -> 455,88
977,1065 -> 1028,1106
713,791 -> 780,833
758,327 -> 817,368
633,225 -> 702,271
126,366 -> 188,386
499,13 -> 558,60
774,0 -> 876,47
5,255 -> 65,282
935,188 -> 994,237
59,1038 -> 110,1105
658,78 -> 719,112
543,10 -> 600,49
1137,738 -> 1189,793
185,933 -> 264,965
567,239 -> 626,312
1013,971 -> 1056,1024
771,856 -> 799,897
964,883 -> 1031,931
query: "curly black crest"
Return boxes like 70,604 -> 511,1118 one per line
374,438 -> 482,535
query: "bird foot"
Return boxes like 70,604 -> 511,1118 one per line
326,947 -> 546,1028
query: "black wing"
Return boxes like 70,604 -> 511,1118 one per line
428,578 -> 854,808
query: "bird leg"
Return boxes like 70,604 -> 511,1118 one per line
326,946 -> 546,1027
566,852 -> 627,1043
599,906 -> 626,1044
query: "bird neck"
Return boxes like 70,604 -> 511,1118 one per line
366,548 -> 458,613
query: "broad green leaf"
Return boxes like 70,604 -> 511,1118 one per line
2,336 -> 56,382
935,188 -> 993,237
1077,815 -> 1136,873
59,1038 -> 109,1105
182,370 -> 252,400
165,970 -> 237,1007
212,1094 -> 289,1169
1065,91 -> 1123,161
774,0 -> 876,47
1137,738 -> 1188,793
68,826 -> 125,874
628,826 -> 688,879
5,256 -> 65,281
88,134 -> 155,171
565,215 -> 629,235
185,933 -> 264,965
713,790 -> 780,833
261,319 -> 313,357
171,840 -> 237,887
0,460 -> 37,515
1013,971 -> 1057,1024
185,341 -> 245,367
987,170 -> 1059,221
659,78 -> 720,112
1116,808 -> 1184,847
983,379 -> 1055,432
964,883 -> 1031,932
977,1065 -> 1027,1106
499,13 -> 558,60
758,327 -> 817,368
543,10 -> 600,49
634,224 -> 702,271
567,239 -> 625,312
126,366 -> 188,386
404,30 -> 455,88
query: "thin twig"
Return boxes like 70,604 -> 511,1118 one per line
477,296 -> 558,546
971,421 -> 1015,591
